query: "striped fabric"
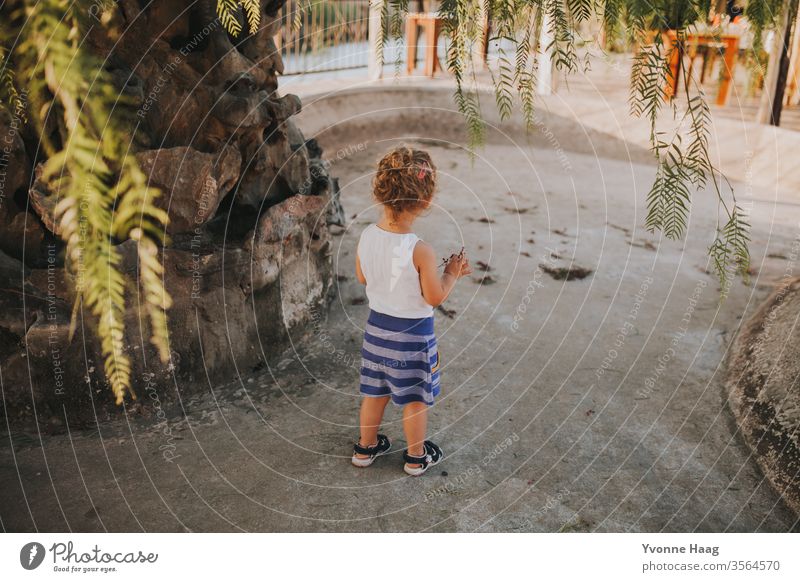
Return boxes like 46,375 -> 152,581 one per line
360,310 -> 440,406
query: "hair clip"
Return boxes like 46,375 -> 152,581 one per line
417,162 -> 429,180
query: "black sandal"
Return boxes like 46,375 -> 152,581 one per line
403,440 -> 444,476
351,434 -> 392,467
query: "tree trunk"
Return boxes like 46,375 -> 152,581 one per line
757,0 -> 794,124
770,0 -> 799,125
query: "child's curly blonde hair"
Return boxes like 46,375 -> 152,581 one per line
373,145 -> 437,217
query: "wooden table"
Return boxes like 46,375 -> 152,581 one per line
664,30 -> 740,106
406,12 -> 443,77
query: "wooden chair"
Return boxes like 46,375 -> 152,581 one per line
406,12 -> 443,77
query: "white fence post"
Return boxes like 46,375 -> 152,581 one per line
537,13 -> 555,95
472,1 -> 489,71
368,0 -> 384,81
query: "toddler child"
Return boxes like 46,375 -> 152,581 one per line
351,145 -> 471,476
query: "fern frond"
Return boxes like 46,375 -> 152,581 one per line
241,0 -> 261,34
710,205 -> 751,295
15,0 -> 171,403
374,0 -> 391,69
645,138 -> 691,240
545,0 -> 577,73
0,45 -> 26,122
601,0 -> 621,41
132,229 -> 173,363
216,0 -> 243,36
567,0 -> 592,24
293,0 -> 308,32
441,0 -> 486,150
389,0 -> 410,75
630,41 -> 668,143
492,46 -> 515,120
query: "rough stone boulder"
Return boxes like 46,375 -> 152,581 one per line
0,110 -> 29,200
0,0 -> 344,425
0,190 -> 335,425
0,112 -> 51,267
0,205 -> 48,267
136,145 -> 242,234
27,165 -> 58,234
727,278 -> 800,514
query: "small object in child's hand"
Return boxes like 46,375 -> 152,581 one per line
439,246 -> 466,268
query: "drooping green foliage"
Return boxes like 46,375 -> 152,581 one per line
746,0 -> 784,53
0,46 -> 26,125
1,1 -> 171,404
359,0 -> 775,287
441,0 -> 487,147
217,0 -> 263,36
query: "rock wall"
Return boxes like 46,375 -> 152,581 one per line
0,0 -> 343,426
727,279 -> 800,515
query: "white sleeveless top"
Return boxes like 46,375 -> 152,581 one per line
357,224 -> 434,319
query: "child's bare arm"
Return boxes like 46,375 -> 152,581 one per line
414,241 -> 471,307
355,251 -> 366,284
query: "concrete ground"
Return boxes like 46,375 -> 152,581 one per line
3,123 -> 800,531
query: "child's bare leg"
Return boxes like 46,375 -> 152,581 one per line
356,396 -> 391,458
403,401 -> 428,466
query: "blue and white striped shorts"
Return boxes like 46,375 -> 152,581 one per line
359,310 -> 440,406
